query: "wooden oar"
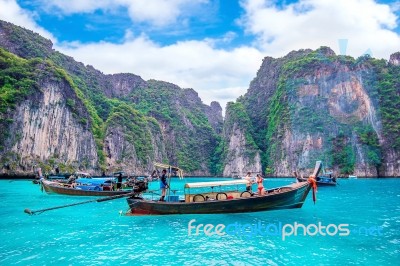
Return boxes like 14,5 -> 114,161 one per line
24,192 -> 136,215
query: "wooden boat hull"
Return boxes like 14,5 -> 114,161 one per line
41,180 -> 132,196
126,181 -> 311,215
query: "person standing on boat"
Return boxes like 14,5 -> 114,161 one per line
256,174 -> 266,195
244,172 -> 253,192
159,169 -> 168,201
117,173 -> 123,190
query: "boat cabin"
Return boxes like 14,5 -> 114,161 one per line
183,179 -> 252,202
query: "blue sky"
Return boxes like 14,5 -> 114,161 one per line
16,0 -> 254,49
1,0 -> 400,108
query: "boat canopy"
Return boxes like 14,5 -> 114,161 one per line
154,162 -> 184,179
74,172 -> 90,176
184,179 -> 248,188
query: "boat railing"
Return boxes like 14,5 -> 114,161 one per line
181,179 -> 296,203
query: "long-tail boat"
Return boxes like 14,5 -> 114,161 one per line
126,163 -> 315,215
41,177 -> 148,197
295,161 -> 337,186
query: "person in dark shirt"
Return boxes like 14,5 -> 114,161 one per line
117,173 -> 123,190
159,169 -> 168,201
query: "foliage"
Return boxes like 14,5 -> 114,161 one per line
0,48 -> 40,114
2,20 -> 399,176
128,80 -> 218,173
51,65 -> 107,167
331,133 -> 355,174
225,102 -> 259,152
369,59 -> 400,150
0,48 -> 42,150
106,102 -> 154,164
2,21 -> 53,59
209,136 -> 225,175
354,124 -> 382,169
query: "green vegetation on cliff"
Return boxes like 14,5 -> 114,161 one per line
106,103 -> 154,164
370,58 -> 400,150
1,19 -> 399,176
241,47 -> 396,175
0,48 -> 39,118
225,102 -> 259,156
213,101 -> 260,175
128,80 -> 218,173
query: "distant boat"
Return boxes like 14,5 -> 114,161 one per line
295,161 -> 337,186
40,177 -> 148,197
348,175 -> 358,179
230,172 -> 242,179
33,172 -> 72,184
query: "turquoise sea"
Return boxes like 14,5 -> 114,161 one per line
0,178 -> 399,265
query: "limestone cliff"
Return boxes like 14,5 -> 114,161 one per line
105,73 -> 146,98
1,61 -> 98,174
1,19 -> 399,177
205,101 -> 223,135
103,104 -> 166,174
128,81 -> 219,175
238,47 -> 400,177
0,20 -> 221,176
221,102 -> 261,177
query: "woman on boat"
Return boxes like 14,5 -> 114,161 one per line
159,169 -> 168,201
256,174 -> 266,195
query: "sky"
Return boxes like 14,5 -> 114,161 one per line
0,0 -> 400,109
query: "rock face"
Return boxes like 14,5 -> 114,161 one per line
103,121 -> 166,174
237,47 -> 400,177
221,102 -> 261,177
127,81 -> 219,175
1,20 -> 399,177
0,20 -> 221,176
2,76 -> 98,173
0,20 -> 53,59
389,52 -> 400,66
222,127 -> 262,177
105,73 -> 146,98
205,101 -> 223,134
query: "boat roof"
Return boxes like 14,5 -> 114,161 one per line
154,162 -> 184,179
75,172 -> 90,176
184,179 -> 248,188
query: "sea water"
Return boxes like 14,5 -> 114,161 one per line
0,178 -> 399,265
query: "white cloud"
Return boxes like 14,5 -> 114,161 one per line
0,0 -> 55,40
125,0 -> 190,26
2,0 -> 400,110
55,35 -> 263,109
239,0 -> 400,59
38,0 -> 114,14
37,0 -> 210,27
